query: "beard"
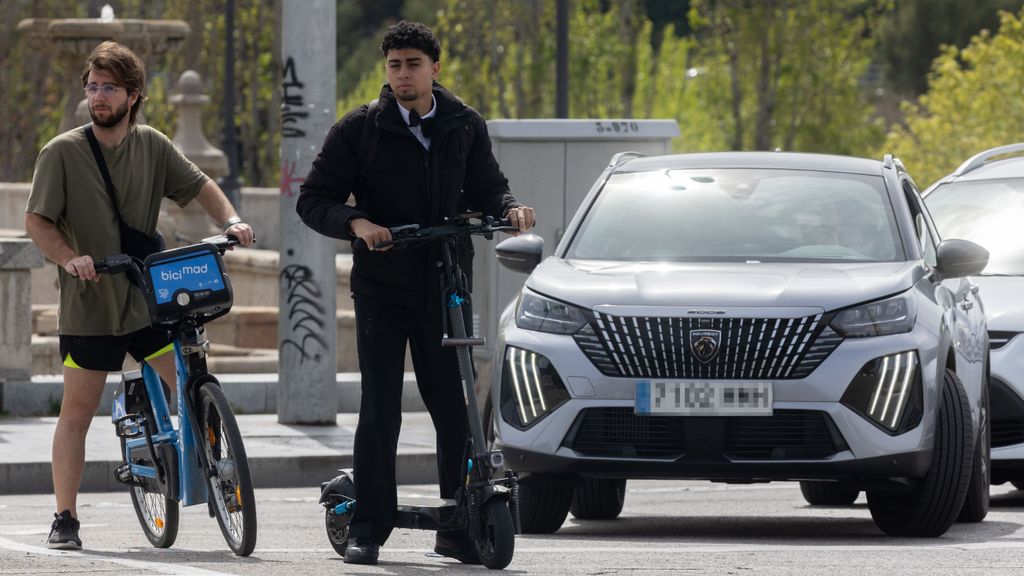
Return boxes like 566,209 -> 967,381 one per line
89,100 -> 130,128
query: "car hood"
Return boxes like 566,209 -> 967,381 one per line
525,259 -> 923,312
973,276 -> 1024,331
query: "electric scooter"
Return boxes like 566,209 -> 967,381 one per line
319,213 -> 521,569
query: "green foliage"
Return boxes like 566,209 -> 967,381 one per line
687,0 -> 884,155
883,8 -> 1024,187
878,0 -> 1024,95
1,0 -> 281,187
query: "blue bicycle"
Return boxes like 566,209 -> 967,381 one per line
95,235 -> 257,556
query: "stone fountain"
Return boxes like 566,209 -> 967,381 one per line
17,5 -> 190,133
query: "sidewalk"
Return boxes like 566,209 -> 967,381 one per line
0,411 -> 439,495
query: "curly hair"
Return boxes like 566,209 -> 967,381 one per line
380,20 -> 441,63
81,41 -> 146,125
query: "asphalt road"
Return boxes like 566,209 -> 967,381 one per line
2,481 -> 1024,575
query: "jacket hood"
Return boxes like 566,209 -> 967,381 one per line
525,259 -> 923,312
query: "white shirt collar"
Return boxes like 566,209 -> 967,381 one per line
397,96 -> 437,150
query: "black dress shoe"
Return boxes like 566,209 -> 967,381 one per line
434,530 -> 481,564
344,537 -> 380,565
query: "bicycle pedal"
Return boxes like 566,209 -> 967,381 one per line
114,462 -> 144,487
114,414 -> 145,438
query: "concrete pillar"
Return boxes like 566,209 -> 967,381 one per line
0,238 -> 45,402
278,0 -> 337,424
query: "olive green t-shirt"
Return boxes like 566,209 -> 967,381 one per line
26,124 -> 208,335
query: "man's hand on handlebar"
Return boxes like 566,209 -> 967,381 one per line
64,255 -> 99,282
224,222 -> 255,247
505,205 -> 536,236
351,218 -> 394,252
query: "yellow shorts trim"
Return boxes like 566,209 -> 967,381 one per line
63,353 -> 83,369
143,342 -> 175,361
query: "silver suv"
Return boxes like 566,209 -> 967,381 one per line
491,152 -> 990,537
923,144 -> 1024,490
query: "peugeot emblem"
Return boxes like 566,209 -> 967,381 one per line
690,329 -> 721,364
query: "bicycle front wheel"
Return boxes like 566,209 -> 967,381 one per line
197,382 -> 257,556
122,437 -> 179,548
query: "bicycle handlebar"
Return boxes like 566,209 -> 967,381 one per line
94,234 -> 241,276
353,214 -> 518,252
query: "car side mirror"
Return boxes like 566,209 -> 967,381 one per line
934,239 -> 989,279
496,234 -> 544,274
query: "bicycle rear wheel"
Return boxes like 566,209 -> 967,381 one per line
197,382 -> 257,556
122,437 -> 179,548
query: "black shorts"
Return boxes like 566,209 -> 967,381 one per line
59,326 -> 174,372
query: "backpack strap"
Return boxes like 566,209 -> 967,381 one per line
357,98 -> 380,176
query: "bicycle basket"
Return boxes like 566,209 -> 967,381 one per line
143,242 -> 233,324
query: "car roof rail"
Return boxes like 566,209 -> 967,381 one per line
953,143 -> 1024,177
882,153 -> 894,170
608,151 -> 646,168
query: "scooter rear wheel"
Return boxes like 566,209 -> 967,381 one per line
474,498 -> 515,569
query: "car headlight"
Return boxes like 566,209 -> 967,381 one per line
515,289 -> 589,335
830,291 -> 917,338
500,346 -> 571,429
840,350 -> 923,435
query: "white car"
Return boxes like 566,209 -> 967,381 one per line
923,144 -> 1024,488
491,151 -> 992,537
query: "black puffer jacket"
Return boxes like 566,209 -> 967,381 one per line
297,82 -> 520,311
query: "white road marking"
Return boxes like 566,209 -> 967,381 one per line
0,523 -> 105,536
0,535 -> 237,576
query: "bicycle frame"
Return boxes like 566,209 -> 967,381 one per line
114,329 -> 214,507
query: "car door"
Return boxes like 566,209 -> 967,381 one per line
903,179 -> 985,385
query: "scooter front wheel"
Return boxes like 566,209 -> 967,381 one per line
474,498 -> 515,570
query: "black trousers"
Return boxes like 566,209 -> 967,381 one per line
348,295 -> 470,545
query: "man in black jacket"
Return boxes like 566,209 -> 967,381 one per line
296,21 -> 534,565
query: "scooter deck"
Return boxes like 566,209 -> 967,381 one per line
394,497 -> 458,531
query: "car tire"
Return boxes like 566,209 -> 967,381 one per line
518,480 -> 573,534
867,369 -> 973,537
570,479 -> 627,520
957,372 -> 990,523
798,481 -> 859,506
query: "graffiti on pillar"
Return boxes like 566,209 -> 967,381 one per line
279,264 -> 327,363
281,57 -> 309,138
280,159 -> 304,197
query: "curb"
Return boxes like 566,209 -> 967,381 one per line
0,451 -> 439,495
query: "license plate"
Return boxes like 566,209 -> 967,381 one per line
635,380 -> 773,416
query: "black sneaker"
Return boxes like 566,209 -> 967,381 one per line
434,530 -> 481,564
47,510 -> 81,550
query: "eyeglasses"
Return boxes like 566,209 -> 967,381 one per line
83,83 -> 125,97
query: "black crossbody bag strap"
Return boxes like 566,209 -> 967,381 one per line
84,124 -> 123,220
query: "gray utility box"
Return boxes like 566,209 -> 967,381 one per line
471,119 -> 680,391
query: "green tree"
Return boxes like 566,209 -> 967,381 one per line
883,7 -> 1024,188
687,0 -> 885,155
878,0 -> 1024,96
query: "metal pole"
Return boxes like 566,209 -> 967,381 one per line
220,0 -> 241,210
556,0 -> 569,118
278,0 -> 338,424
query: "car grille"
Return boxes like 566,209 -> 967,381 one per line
574,312 -> 842,380
564,408 -> 846,460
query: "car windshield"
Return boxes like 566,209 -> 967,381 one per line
925,178 -> 1024,276
567,168 -> 903,262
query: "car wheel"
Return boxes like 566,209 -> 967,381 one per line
571,479 -> 627,520
957,373 -> 990,523
867,369 -> 973,537
799,481 -> 859,506
518,480 -> 573,534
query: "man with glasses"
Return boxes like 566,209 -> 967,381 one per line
24,41 -> 255,550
